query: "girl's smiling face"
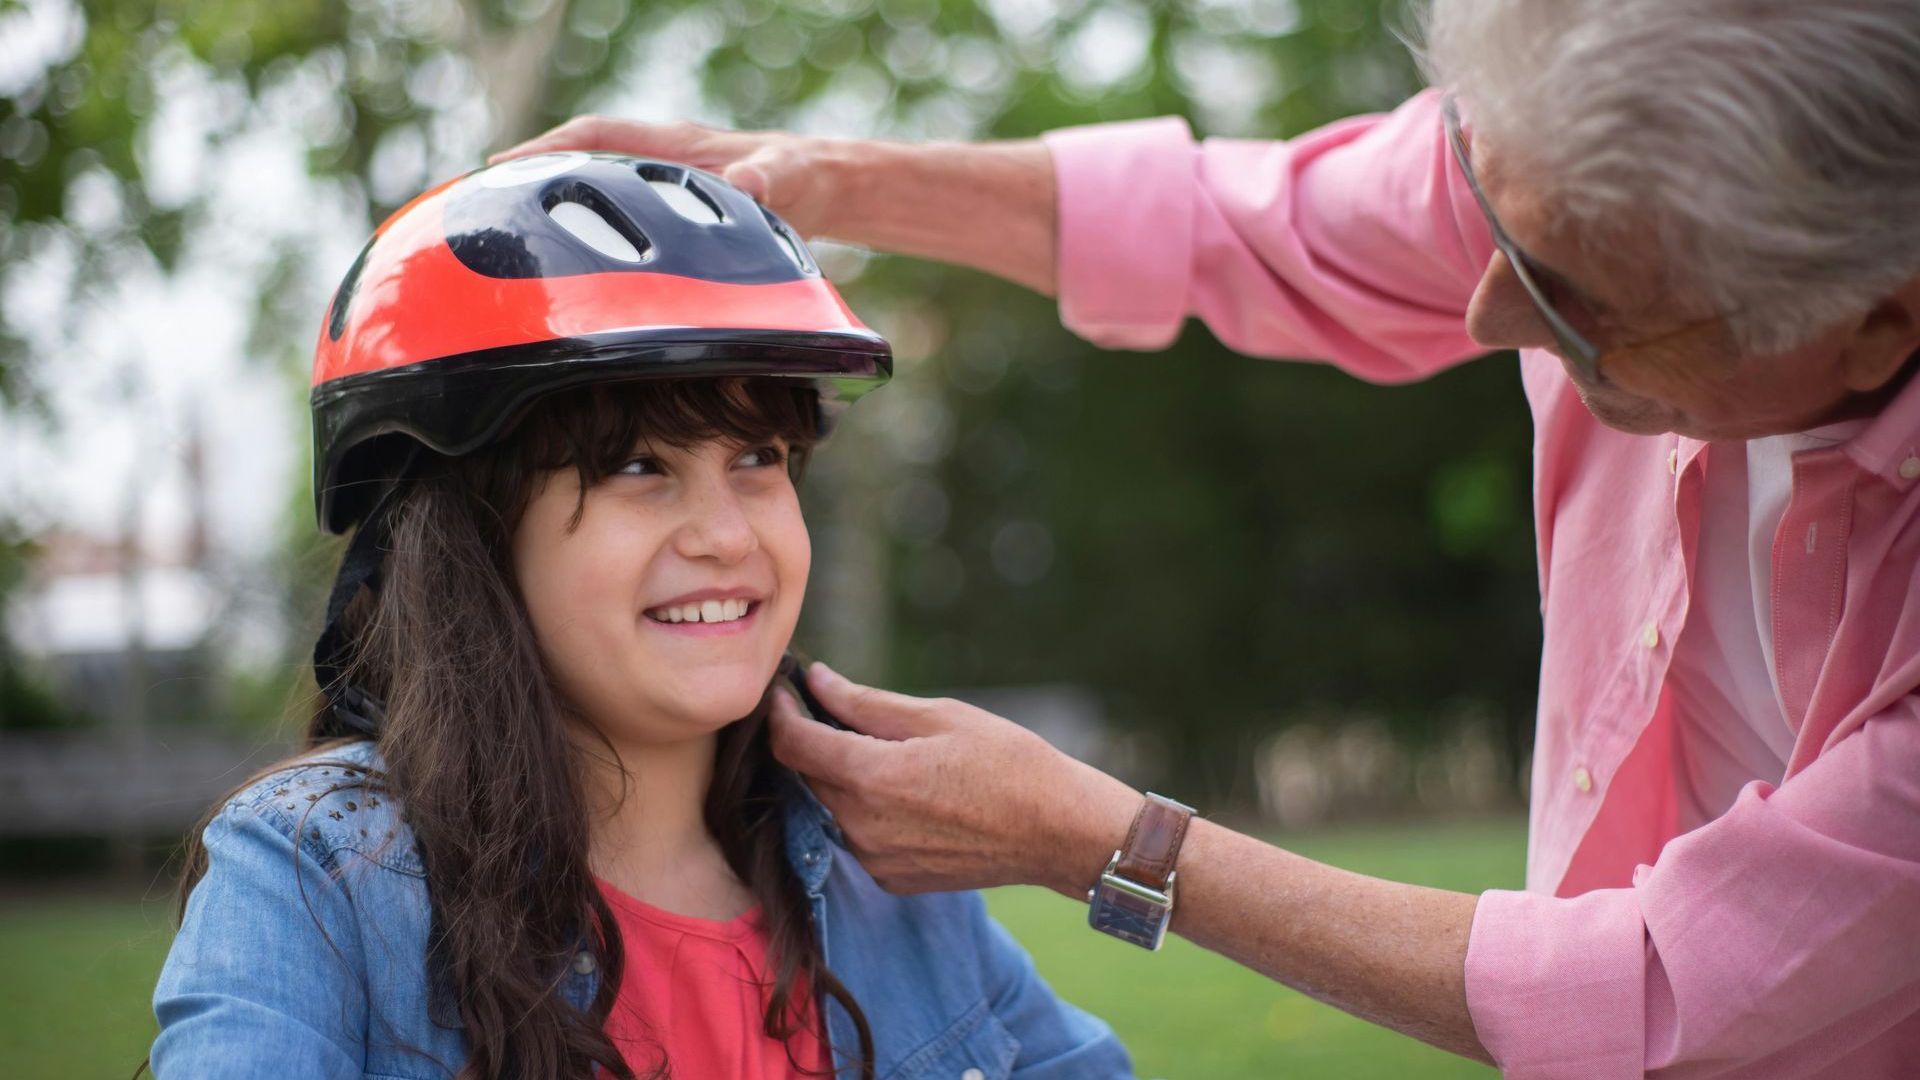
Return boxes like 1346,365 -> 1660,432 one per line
511,429 -> 810,744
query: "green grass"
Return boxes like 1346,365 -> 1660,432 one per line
0,890 -> 180,1079
0,815 -> 1523,1079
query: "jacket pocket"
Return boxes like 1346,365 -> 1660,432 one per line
884,998 -> 1018,1080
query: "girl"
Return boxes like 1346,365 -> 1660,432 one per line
150,152 -> 1131,1080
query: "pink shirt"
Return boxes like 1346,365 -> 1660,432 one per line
596,878 -> 830,1079
1042,89 -> 1920,1078
1667,424 -> 1864,834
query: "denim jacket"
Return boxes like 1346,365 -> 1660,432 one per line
150,740 -> 1133,1079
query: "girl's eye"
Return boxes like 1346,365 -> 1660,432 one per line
738,444 -> 786,469
617,455 -> 663,477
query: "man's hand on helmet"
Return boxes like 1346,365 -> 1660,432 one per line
491,118 -> 850,239
491,118 -> 1060,296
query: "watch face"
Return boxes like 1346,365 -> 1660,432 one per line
1090,884 -> 1167,950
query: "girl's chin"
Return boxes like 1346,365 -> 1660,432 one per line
675,693 -> 772,731
569,653 -> 785,741
625,683 -> 776,736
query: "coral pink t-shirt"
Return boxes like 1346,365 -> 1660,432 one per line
595,877 -> 830,1080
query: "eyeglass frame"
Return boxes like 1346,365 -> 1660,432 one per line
1441,94 -> 1606,383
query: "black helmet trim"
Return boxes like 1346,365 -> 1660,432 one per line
311,326 -> 891,534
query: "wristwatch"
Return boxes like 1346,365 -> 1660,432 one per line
1086,793 -> 1195,950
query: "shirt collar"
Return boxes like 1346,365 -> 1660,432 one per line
1677,350 -> 1920,489
1840,349 -> 1920,490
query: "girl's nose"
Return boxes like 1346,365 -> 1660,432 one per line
674,481 -> 759,564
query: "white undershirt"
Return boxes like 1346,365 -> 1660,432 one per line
1665,421 -> 1864,832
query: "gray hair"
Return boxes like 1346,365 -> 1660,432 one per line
1416,0 -> 1920,354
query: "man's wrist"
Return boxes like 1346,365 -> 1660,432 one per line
1041,768 -> 1145,898
810,134 -> 892,244
819,135 -> 1057,294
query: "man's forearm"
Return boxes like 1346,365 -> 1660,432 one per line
1045,802 -> 1491,1064
770,666 -> 1494,1063
821,137 -> 1058,296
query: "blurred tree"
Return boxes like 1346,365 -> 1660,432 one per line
1,0 -> 1540,806
0,527 -> 84,730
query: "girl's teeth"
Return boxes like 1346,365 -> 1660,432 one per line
653,599 -> 753,624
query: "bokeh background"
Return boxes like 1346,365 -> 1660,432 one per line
0,0 -> 1537,1075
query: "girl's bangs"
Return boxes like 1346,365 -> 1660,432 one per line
514,376 -> 820,482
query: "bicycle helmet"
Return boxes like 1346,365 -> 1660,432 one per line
308,151 -> 892,736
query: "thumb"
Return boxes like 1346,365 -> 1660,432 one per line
720,155 -> 773,204
769,685 -> 870,783
806,662 -> 949,742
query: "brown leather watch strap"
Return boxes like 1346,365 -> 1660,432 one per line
1113,793 -> 1194,891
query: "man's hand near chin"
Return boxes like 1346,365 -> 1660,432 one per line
766,660 -> 1490,1065
767,660 -> 1142,896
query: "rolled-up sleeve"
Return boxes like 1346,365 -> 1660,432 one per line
1042,89 -> 1492,381
1467,696 -> 1920,1078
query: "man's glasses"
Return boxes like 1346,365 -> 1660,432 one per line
1441,95 -> 1604,383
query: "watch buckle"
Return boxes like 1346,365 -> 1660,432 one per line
1089,850 -> 1176,908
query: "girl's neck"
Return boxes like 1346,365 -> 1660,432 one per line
573,723 -> 755,921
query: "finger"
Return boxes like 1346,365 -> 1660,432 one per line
796,770 -> 856,813
781,758 -> 857,820
488,118 -> 602,163
719,142 -> 797,205
805,662 -> 948,742
769,685 -> 874,782
487,141 -> 537,164
488,117 -> 691,164
488,136 -> 584,164
719,158 -> 770,204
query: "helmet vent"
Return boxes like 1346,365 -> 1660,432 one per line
545,190 -> 650,263
764,209 -> 815,274
636,163 -> 726,225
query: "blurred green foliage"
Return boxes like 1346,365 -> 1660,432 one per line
0,527 -> 83,730
0,0 -> 1539,803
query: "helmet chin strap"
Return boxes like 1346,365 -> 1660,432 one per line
311,443 -> 421,741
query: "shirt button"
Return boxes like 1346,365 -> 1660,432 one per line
1901,456 -> 1920,481
803,849 -> 821,865
573,951 -> 595,975
961,1070 -> 986,1080
1667,448 -> 1679,475
1572,766 -> 1594,793
1641,621 -> 1660,649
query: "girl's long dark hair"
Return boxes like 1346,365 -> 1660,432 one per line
170,377 -> 875,1080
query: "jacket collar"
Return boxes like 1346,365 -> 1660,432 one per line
779,772 -> 844,895
351,740 -> 847,896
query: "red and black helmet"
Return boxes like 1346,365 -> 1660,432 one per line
307,152 -> 891,737
311,149 -> 892,535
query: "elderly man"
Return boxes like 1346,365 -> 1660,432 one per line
499,1 -> 1920,1075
